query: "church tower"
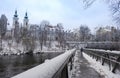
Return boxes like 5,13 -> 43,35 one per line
23,12 -> 29,28
12,10 -> 19,39
13,10 -> 19,28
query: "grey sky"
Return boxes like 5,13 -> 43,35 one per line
0,0 -> 115,31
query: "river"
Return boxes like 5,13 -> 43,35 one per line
0,52 -> 63,78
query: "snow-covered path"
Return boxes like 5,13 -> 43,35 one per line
71,50 -> 104,78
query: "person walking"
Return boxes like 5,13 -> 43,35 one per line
80,47 -> 83,57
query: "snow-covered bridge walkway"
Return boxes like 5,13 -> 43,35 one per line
71,50 -> 103,78
71,50 -> 120,78
11,48 -> 120,78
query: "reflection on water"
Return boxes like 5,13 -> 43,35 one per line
0,52 -> 62,78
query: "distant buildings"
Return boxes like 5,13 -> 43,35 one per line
44,24 -> 64,41
6,10 -> 65,42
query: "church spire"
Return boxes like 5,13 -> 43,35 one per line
23,11 -> 29,28
14,10 -> 18,17
24,12 -> 28,19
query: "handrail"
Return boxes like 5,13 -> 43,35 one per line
12,49 -> 76,78
84,48 -> 120,73
52,49 -> 75,78
85,48 -> 120,56
85,50 -> 120,65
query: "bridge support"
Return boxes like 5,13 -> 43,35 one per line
60,64 -> 68,78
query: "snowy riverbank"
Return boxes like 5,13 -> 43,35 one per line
0,41 -> 65,55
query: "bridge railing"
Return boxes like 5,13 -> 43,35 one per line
12,49 -> 76,78
83,48 -> 120,73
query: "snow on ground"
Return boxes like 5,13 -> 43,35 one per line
12,49 -> 76,78
83,52 -> 120,78
0,41 -> 22,55
70,51 -> 81,78
33,41 -> 64,53
68,50 -> 78,78
0,41 -> 64,55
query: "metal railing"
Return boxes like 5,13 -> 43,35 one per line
12,49 -> 76,78
83,48 -> 120,73
52,50 -> 75,78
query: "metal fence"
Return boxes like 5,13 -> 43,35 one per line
86,42 -> 120,51
83,48 -> 120,73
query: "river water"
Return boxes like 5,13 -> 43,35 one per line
0,52 -> 62,78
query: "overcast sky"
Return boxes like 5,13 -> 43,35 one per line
0,0 -> 115,31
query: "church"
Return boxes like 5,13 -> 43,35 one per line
8,10 -> 64,42
12,10 -> 29,39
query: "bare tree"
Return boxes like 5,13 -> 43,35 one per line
14,23 -> 20,48
40,20 -> 49,46
83,0 -> 96,9
95,27 -> 103,41
20,27 -> 36,53
38,26 -> 44,50
0,14 -> 7,51
38,20 -> 50,50
94,26 -> 120,42
56,23 -> 65,48
82,0 -> 120,25
114,29 -> 120,41
7,31 -> 12,51
20,27 -> 30,52
79,25 -> 91,41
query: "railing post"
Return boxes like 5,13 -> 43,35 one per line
61,64 -> 68,78
69,57 -> 73,70
84,48 -> 120,74
112,56 -> 120,73
96,55 -> 98,61
106,54 -> 111,70
102,54 -> 106,65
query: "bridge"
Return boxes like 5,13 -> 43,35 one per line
12,49 -> 76,78
66,41 -> 87,49
12,43 -> 120,78
84,48 -> 120,73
